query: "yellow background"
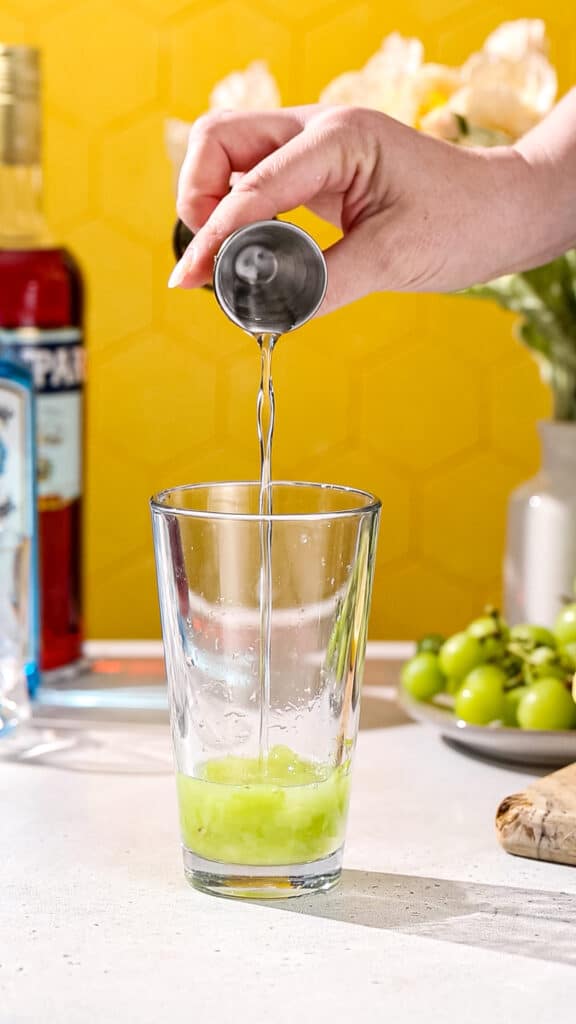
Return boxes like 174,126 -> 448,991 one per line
1,1 -> 574,640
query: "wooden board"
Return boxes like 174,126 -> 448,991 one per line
496,762 -> 576,867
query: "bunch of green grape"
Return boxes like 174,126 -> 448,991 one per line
401,605 -> 576,730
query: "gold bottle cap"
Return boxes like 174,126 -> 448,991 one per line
0,44 -> 40,164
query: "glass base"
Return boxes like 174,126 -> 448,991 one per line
182,846 -> 343,900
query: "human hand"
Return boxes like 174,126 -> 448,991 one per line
169,104 -> 537,313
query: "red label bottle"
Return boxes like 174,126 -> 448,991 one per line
0,45 -> 84,675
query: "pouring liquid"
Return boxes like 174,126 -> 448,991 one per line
256,333 -> 277,762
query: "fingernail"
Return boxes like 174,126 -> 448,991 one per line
168,258 -> 188,289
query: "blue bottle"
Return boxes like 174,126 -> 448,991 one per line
0,342 -> 40,697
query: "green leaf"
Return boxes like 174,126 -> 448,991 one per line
515,320 -> 552,362
454,113 -> 469,136
460,251 -> 576,420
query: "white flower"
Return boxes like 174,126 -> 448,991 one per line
482,18 -> 549,60
421,105 -> 511,147
447,81 -> 548,140
165,117 -> 191,186
165,62 -> 281,184
319,19 -> 557,142
209,60 -> 281,112
411,63 -> 461,125
320,33 -> 425,125
449,19 -> 557,140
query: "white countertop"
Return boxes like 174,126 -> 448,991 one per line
2,673 -> 576,1023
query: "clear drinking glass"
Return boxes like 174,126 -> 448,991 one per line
151,481 -> 380,899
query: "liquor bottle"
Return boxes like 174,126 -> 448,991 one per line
0,45 -> 84,675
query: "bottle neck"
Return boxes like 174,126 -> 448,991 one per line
0,71 -> 51,249
0,161 -> 50,247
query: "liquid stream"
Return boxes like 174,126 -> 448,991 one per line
256,333 -> 277,763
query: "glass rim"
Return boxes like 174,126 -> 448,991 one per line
150,479 -> 381,522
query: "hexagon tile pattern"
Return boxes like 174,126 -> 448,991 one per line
0,2 -> 571,641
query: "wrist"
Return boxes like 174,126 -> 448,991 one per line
510,90 -> 576,266
475,145 -> 549,279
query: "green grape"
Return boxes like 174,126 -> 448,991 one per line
467,614 -> 507,660
554,604 -> 576,647
454,665 -> 507,725
503,687 -> 525,727
439,632 -> 486,681
401,652 -> 445,701
560,642 -> 576,669
509,624 -> 556,648
471,639 -> 506,662
468,612 -> 508,641
498,651 -> 525,684
416,633 -> 445,655
523,645 -> 566,684
517,677 -> 576,731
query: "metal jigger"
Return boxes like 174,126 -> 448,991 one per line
213,220 -> 327,336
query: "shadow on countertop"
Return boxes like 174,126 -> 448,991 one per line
359,694 -> 412,731
259,868 -> 576,966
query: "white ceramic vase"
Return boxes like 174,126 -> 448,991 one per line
504,421 -> 576,627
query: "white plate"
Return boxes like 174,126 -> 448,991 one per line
398,690 -> 576,768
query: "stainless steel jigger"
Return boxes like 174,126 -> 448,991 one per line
213,220 -> 327,336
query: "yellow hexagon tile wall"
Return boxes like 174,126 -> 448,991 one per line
43,116 -> 93,234
94,330 -> 218,464
1,1 -> 574,640
166,1 -> 293,117
0,10 -> 27,47
302,4 -> 384,102
40,2 -> 158,125
417,452 -> 531,583
490,352 -> 552,463
360,342 -> 481,472
65,221 -> 154,350
98,112 -> 175,244
83,446 -> 160,574
425,296 -> 519,371
376,561 -> 481,639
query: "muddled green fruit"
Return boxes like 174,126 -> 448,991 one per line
454,665 -> 507,725
177,747 -> 350,866
401,652 -> 445,701
510,624 -> 556,649
517,677 -> 576,731
503,687 -> 525,727
416,633 -> 445,655
439,632 -> 486,681
554,604 -> 576,647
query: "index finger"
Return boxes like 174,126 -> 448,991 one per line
177,108 -> 311,232
171,114 -> 348,290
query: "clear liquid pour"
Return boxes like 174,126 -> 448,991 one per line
256,333 -> 277,762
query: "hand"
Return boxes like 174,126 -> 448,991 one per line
169,104 -> 539,313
